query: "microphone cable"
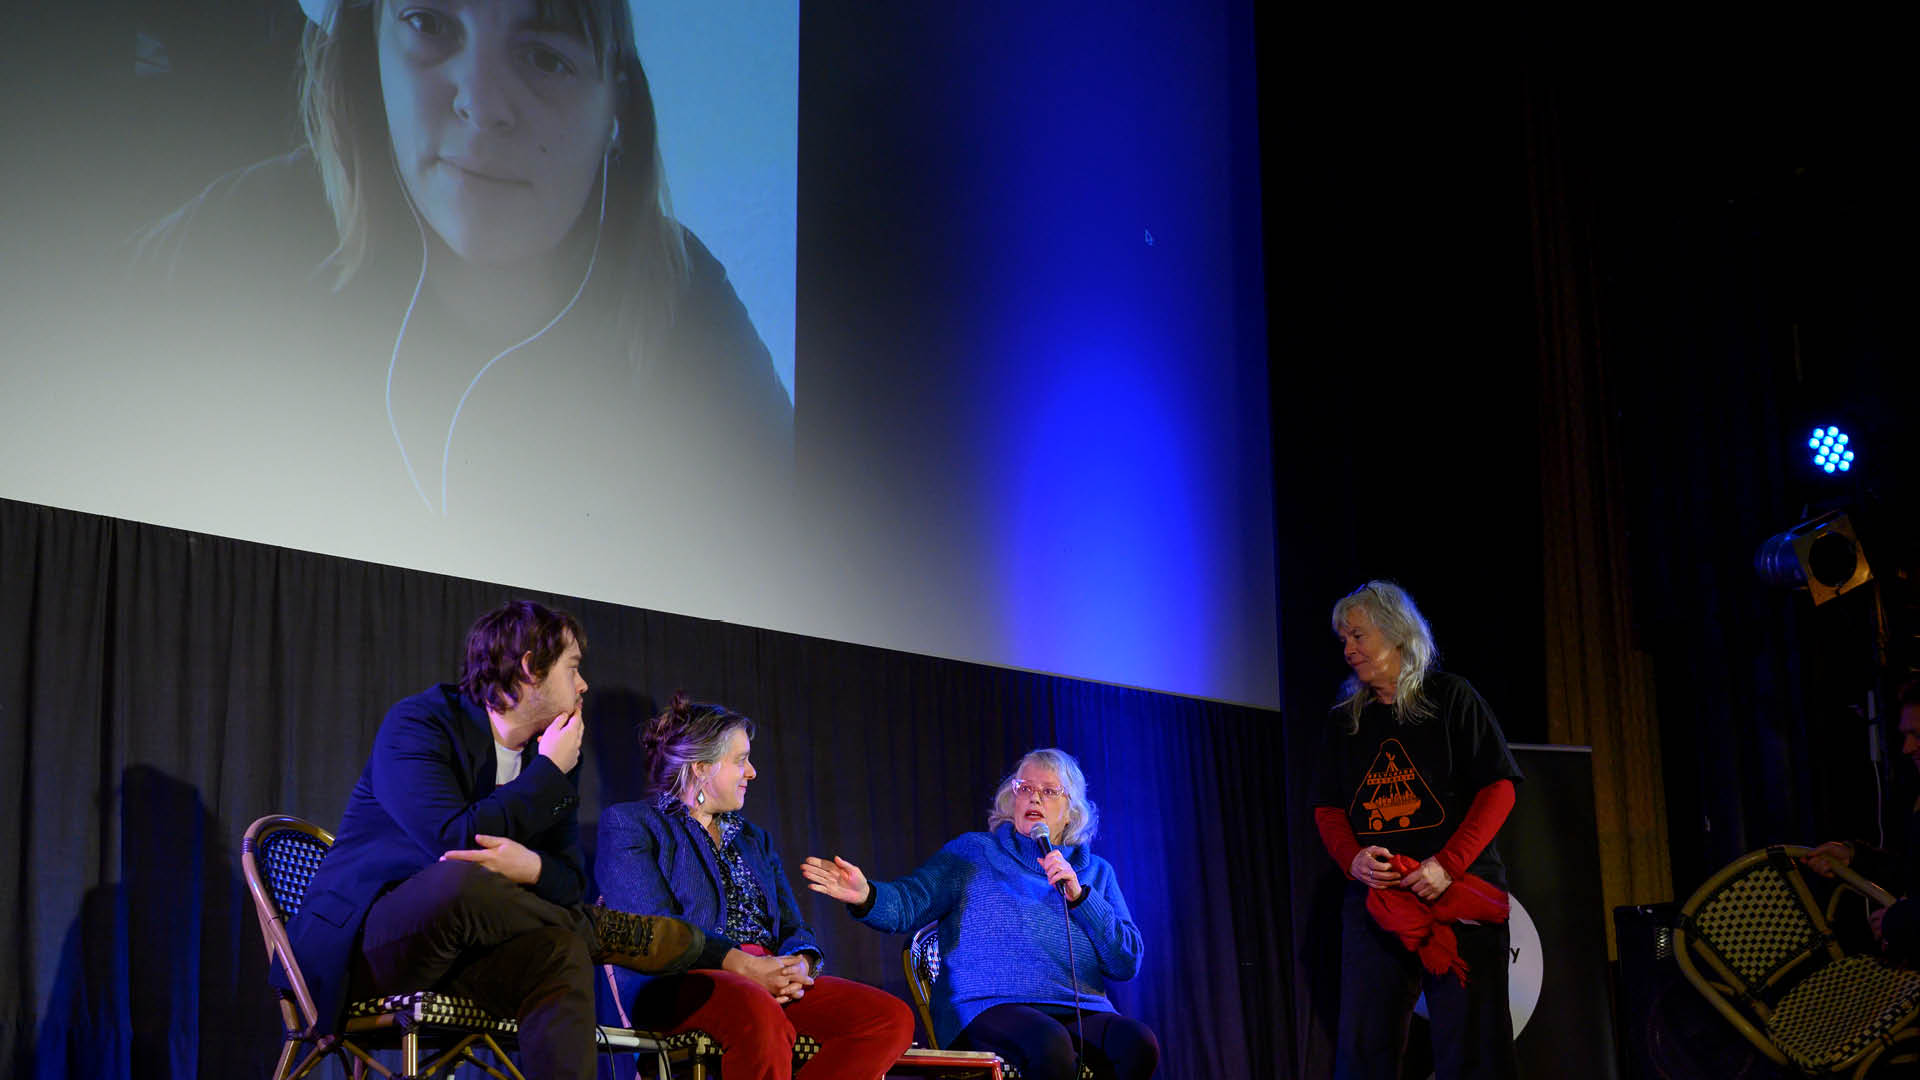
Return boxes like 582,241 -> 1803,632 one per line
1059,886 -> 1086,1079
1038,823 -> 1086,1077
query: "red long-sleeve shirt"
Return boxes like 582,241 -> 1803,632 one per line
1315,778 -> 1515,879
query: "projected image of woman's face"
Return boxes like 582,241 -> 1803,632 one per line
377,0 -> 617,266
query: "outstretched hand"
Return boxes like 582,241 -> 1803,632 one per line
441,834 -> 542,885
801,855 -> 871,905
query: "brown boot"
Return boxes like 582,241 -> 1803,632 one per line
585,905 -> 705,974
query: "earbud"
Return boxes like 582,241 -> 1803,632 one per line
607,118 -> 621,155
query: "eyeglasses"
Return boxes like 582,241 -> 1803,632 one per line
1011,779 -> 1066,802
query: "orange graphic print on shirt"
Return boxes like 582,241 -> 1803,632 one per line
1349,738 -> 1446,836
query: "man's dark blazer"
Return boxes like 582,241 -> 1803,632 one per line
596,796 -> 820,1010
286,684 -> 584,1029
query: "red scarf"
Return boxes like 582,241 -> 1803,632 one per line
1365,853 -> 1509,982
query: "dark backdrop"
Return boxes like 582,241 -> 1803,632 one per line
1261,37 -> 1919,1080
0,496 -> 1289,1078
7,17 -> 1920,1080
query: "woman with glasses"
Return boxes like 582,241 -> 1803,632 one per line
597,695 -> 915,1079
802,748 -> 1159,1080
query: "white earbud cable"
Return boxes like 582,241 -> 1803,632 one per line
387,148 -> 611,514
387,169 -> 436,512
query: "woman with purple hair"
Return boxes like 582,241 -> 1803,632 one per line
597,695 -> 914,1079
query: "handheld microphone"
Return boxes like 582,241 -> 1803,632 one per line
1032,823 -> 1068,894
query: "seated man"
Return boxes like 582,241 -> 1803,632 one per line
1805,680 -> 1920,961
286,600 -> 726,1080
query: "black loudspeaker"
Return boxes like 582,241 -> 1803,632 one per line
1505,745 -> 1618,1079
1613,903 -> 1790,1080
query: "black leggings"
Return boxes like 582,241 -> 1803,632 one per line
954,1003 -> 1159,1080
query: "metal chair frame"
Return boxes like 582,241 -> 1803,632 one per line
1673,843 -> 1920,1078
597,923 -> 996,1078
905,922 -> 1095,1080
242,813 -> 713,1080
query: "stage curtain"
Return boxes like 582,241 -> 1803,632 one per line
1525,80 -> 1674,955
0,495 -> 1287,1079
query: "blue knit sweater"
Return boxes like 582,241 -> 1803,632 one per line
858,822 -> 1144,1046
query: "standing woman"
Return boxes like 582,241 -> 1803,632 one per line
1313,581 -> 1524,1080
596,696 -> 914,1080
802,749 -> 1159,1080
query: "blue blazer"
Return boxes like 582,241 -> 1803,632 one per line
285,684 -> 584,1029
596,797 -> 819,1007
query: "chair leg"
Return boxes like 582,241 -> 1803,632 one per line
337,1041 -> 389,1079
403,1028 -> 420,1078
285,1041 -> 355,1080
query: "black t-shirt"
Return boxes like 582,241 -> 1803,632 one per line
1313,670 -> 1524,887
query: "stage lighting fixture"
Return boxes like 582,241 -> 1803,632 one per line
1806,425 -> 1857,474
1754,510 -> 1873,606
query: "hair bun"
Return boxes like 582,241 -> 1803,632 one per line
642,691 -> 693,752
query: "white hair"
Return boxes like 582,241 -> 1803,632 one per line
1332,580 -> 1439,732
986,748 -> 1099,847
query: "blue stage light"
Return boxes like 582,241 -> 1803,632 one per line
1807,425 -> 1857,475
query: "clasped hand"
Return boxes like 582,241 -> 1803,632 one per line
1351,846 -> 1399,889
1350,845 -> 1451,900
1400,856 -> 1452,901
725,949 -> 814,1004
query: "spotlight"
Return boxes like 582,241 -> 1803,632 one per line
1754,510 -> 1873,606
1806,425 -> 1857,475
